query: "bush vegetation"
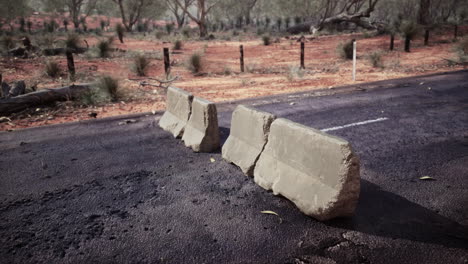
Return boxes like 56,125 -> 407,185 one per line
173,39 -> 183,50
368,51 -> 384,68
262,35 -> 271,46
65,33 -> 80,50
337,40 -> 354,60
97,76 -> 120,101
116,23 -> 125,43
45,60 -> 61,78
132,54 -> 150,76
96,38 -> 112,58
187,53 -> 203,74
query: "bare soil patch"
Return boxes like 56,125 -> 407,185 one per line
1,26 -> 466,131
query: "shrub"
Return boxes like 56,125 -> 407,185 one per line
456,37 -> 468,63
116,23 -> 125,43
36,34 -> 55,49
100,20 -> 106,30
187,53 -> 203,74
262,35 -> 271,46
337,40 -> 354,60
97,76 -> 120,101
155,30 -> 165,39
222,66 -> 232,75
19,17 -> 26,32
63,19 -> 69,31
368,51 -> 384,68
80,17 -> 87,32
132,54 -> 150,76
1,35 -> 15,52
65,33 -> 81,50
399,20 -> 419,39
166,23 -> 174,35
182,27 -> 191,38
286,66 -> 305,81
27,20 -> 33,33
45,60 -> 61,78
97,39 -> 111,58
173,39 -> 183,50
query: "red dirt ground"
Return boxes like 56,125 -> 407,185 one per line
1,23 -> 466,131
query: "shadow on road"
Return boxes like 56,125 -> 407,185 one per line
326,180 -> 468,249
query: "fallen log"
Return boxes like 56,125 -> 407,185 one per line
9,81 -> 26,97
43,47 -> 88,56
0,84 -> 91,115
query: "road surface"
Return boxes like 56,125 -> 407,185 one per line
1,70 -> 467,263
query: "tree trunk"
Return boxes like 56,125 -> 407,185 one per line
198,22 -> 208,38
0,84 -> 91,115
424,29 -> 430,46
418,0 -> 431,25
405,36 -> 411,52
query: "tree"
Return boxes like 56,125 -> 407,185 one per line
0,0 -> 31,31
172,0 -> 220,37
112,0 -> 166,31
40,0 -> 97,30
165,0 -> 192,29
317,0 -> 382,31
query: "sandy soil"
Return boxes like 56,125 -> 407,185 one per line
1,24 -> 466,131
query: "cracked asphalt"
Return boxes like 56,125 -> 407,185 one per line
1,70 -> 467,264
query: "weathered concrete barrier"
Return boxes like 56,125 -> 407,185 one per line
182,97 -> 220,152
159,87 -> 193,138
222,105 -> 276,176
254,118 -> 360,221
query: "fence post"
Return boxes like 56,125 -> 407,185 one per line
300,41 -> 305,69
163,47 -> 170,77
352,39 -> 357,82
66,50 -> 75,81
390,34 -> 395,51
240,45 -> 245,73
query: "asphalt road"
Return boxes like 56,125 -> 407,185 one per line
1,70 -> 467,264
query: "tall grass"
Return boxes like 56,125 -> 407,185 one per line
132,54 -> 150,76
45,60 -> 61,78
187,53 -> 203,74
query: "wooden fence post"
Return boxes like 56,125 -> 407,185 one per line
300,41 -> 305,69
390,34 -> 395,51
352,39 -> 357,82
240,45 -> 245,73
66,50 -> 75,81
164,48 -> 170,76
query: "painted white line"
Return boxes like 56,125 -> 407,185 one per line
321,117 -> 389,132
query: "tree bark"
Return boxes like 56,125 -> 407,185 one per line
0,84 -> 91,115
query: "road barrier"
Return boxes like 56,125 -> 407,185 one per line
254,118 -> 360,221
222,105 -> 276,176
182,97 -> 220,152
159,87 -> 193,138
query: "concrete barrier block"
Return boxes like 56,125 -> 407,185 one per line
159,87 -> 193,138
182,97 -> 220,152
253,118 -> 360,221
222,105 -> 276,176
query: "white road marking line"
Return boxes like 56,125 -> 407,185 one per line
321,117 -> 389,132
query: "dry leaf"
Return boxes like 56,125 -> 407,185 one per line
261,210 -> 283,223
261,210 -> 279,216
419,176 -> 435,180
